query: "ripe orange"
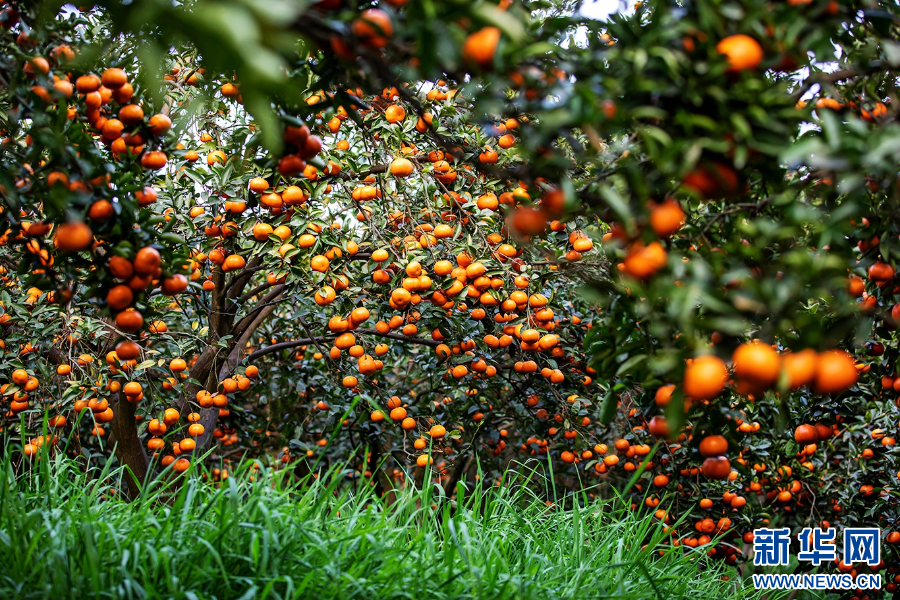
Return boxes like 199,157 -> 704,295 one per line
276,188 -> 307,209
701,456 -> 731,479
223,254 -> 246,272
813,349 -> 858,393
649,200 -> 685,237
352,9 -> 393,49
682,162 -> 739,198
350,307 -> 369,324
390,157 -> 414,177
647,415 -> 670,438
732,341 -> 780,392
310,255 -> 329,272
509,207 -> 548,236
115,340 -> 141,360
101,67 -> 127,89
134,246 -> 161,276
683,355 -> 728,400
622,241 -> 667,279
868,261 -> 894,281
75,74 -> 100,93
54,221 -> 92,252
148,114 -> 171,136
116,308 -> 143,332
161,275 -> 188,295
654,384 -> 675,406
716,34 -> 763,72
477,193 -> 499,211
11,368 -> 28,385
782,348 -> 818,389
699,435 -> 728,457
249,177 -> 269,193
314,286 -> 336,306
106,285 -> 133,310
252,223 -> 273,241
140,151 -> 167,170
462,27 -> 501,69
498,134 -> 516,149
794,424 -> 818,444
385,104 -> 406,123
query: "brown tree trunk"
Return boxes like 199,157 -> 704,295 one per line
108,391 -> 149,499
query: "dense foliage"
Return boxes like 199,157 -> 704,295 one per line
1,0 -> 900,593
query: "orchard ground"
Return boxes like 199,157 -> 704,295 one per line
0,443 -> 781,600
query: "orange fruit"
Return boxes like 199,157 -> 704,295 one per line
782,348 -> 818,389
118,104 -> 144,125
148,114 -> 171,136
390,157 -> 414,177
462,26 -> 501,69
352,9 -> 393,49
385,105 -> 406,123
794,424 -> 818,444
649,200 -> 685,237
54,221 -> 92,252
207,150 -> 227,166
115,340 -> 141,360
252,223 -> 274,241
683,355 -> 728,400
134,246 -> 161,276
654,384 -> 675,406
106,285 -> 133,310
648,415 -> 670,438
701,456 -> 731,479
622,241 -> 667,279
508,206 -> 548,236
223,254 -> 246,272
115,308 -> 143,332
249,177 -> 269,193
310,255 -> 329,272
101,67 -> 128,89
732,341 -> 780,392
813,349 -> 858,394
716,34 -> 763,72
699,435 -> 728,457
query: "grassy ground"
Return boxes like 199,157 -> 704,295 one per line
0,451 -> 774,600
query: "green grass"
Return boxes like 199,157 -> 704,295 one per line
0,450 -> 770,600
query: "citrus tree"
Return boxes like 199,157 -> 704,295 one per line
2,0 -> 900,585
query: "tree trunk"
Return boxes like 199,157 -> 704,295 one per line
108,391 -> 149,499
105,267 -> 279,498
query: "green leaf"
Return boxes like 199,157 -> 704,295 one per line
615,354 -> 647,377
599,390 -> 617,424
